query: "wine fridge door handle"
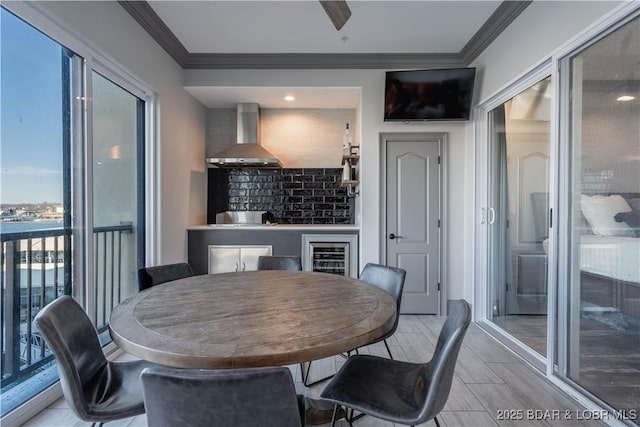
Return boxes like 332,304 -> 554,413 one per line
389,233 -> 403,240
241,262 -> 246,271
235,262 -> 239,272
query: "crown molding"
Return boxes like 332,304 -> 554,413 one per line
186,53 -> 464,70
118,0 -> 189,67
460,0 -> 533,65
120,1 -> 530,70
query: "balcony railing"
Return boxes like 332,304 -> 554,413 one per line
0,223 -> 133,413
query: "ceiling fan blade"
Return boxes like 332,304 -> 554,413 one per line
319,0 -> 352,31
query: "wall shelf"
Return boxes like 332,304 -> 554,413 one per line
341,154 -> 359,166
340,179 -> 359,187
341,148 -> 359,196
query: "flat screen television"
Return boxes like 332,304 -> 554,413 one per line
384,67 -> 476,121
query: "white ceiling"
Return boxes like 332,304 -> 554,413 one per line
147,0 -> 503,108
148,1 -> 502,54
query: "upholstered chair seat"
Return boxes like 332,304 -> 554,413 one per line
320,300 -> 472,427
141,366 -> 305,427
257,255 -> 303,271
34,296 -> 163,426
137,262 -> 194,291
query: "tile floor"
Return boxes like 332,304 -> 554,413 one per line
20,315 -> 606,427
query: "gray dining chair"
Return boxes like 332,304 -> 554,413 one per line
34,296 -> 162,427
320,299 -> 472,427
357,263 -> 406,358
301,263 -> 406,387
257,255 -> 303,271
138,262 -> 194,291
141,366 -> 306,427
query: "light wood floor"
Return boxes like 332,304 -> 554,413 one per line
493,313 -> 640,418
20,315 -> 606,427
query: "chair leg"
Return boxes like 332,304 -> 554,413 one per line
434,415 -> 441,427
383,339 -> 393,359
300,360 -> 335,387
330,405 -> 339,427
350,410 -> 365,423
346,408 -> 355,427
299,362 -> 305,383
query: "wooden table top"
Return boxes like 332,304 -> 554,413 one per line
109,270 -> 396,369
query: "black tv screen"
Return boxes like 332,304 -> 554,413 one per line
384,68 -> 476,121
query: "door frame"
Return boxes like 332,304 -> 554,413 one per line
379,132 -> 448,315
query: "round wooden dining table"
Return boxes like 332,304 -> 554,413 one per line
109,270 -> 397,369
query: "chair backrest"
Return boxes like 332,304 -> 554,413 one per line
141,366 -> 303,427
359,263 -> 406,334
257,255 -> 302,271
33,296 -> 108,420
418,299 -> 471,423
138,262 -> 194,291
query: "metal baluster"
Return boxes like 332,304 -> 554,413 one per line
39,237 -> 47,360
116,230 -> 122,306
102,231 -> 107,327
110,230 -> 115,316
0,243 -> 5,373
94,233 -> 99,323
25,238 -> 33,365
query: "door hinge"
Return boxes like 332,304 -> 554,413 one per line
438,156 -> 441,165
437,219 -> 441,228
437,282 -> 441,291
506,282 -> 509,292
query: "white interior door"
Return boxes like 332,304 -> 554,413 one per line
385,135 -> 442,314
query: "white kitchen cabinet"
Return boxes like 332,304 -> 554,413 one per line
207,245 -> 272,274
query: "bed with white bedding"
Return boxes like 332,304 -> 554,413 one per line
578,194 -> 640,316
580,235 -> 640,283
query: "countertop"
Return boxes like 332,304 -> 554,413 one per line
188,224 -> 359,231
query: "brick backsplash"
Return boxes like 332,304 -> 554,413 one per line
208,168 -> 354,224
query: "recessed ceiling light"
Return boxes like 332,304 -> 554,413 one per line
284,95 -> 295,102
617,95 -> 635,102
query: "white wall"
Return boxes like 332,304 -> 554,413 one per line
31,1 -> 208,264
472,1 -> 621,102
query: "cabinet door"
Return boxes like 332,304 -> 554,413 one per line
208,246 -> 240,274
239,246 -> 272,271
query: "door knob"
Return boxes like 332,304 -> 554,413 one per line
388,233 -> 403,240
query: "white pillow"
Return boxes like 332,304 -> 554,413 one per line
580,194 -> 634,237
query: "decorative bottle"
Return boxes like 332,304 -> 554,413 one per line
342,123 -> 352,156
342,162 -> 351,182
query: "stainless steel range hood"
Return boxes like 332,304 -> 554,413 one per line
206,103 -> 282,168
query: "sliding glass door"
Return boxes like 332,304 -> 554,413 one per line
561,13 -> 639,418
487,76 -> 551,357
480,6 -> 639,421
91,71 -> 145,336
0,5 -> 151,416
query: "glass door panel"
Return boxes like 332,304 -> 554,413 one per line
0,7 -> 83,415
565,15 -> 639,416
488,77 -> 551,357
91,71 -> 144,333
